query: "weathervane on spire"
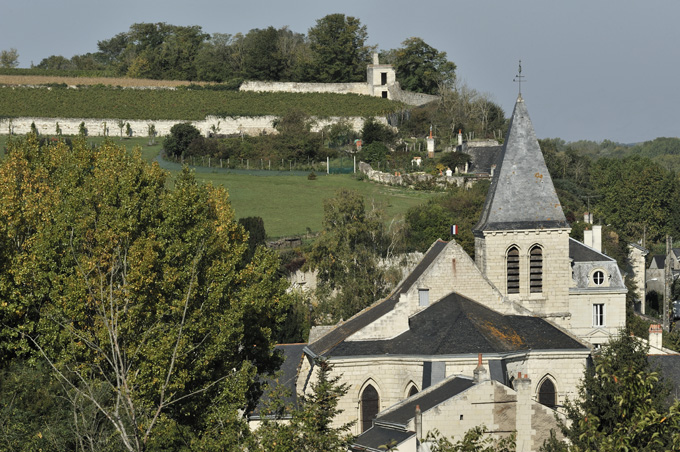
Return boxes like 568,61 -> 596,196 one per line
513,60 -> 525,97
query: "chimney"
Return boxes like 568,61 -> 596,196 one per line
584,229 -> 593,249
592,225 -> 602,253
372,53 -> 379,65
649,324 -> 663,350
415,405 -> 422,440
473,353 -> 487,383
515,373 -> 532,452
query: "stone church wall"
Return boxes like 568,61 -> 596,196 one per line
476,229 -> 573,326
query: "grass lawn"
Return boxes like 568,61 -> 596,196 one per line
0,135 -> 436,239
190,171 -> 435,238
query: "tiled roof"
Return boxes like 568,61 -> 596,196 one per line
326,292 -> 587,357
474,96 -> 568,232
569,238 -> 614,263
250,343 -> 306,418
377,377 -> 475,426
351,426 -> 414,451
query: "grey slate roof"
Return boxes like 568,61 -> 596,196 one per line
307,240 -> 449,357
351,426 -> 414,451
377,377 -> 475,426
250,343 -> 306,418
569,238 -> 614,263
474,96 -> 568,232
468,145 -> 503,175
326,292 -> 587,357
649,354 -> 680,403
650,255 -> 666,269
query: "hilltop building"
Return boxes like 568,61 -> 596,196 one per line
240,53 -> 438,107
260,95 -> 628,451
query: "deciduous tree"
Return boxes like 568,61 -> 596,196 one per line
307,14 -> 374,83
391,37 -> 456,95
0,136 -> 291,450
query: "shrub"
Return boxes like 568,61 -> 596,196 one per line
164,123 -> 201,157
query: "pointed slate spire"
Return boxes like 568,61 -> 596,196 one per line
474,96 -> 568,232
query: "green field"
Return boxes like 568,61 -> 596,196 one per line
0,136 -> 435,238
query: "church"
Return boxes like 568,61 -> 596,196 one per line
258,95 -> 628,452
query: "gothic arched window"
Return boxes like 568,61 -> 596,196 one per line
360,384 -> 380,432
538,378 -> 556,408
529,245 -> 543,293
507,246 -> 520,294
407,384 -> 419,398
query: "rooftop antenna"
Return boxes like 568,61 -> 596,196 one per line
513,60 -> 525,98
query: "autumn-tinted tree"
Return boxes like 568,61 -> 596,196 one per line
0,136 -> 291,450
307,14 -> 374,82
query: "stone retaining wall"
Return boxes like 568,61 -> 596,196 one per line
358,161 -> 466,188
0,115 -> 377,138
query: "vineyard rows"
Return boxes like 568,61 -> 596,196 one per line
0,85 -> 400,120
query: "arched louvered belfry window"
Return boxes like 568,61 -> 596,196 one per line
538,377 -> 557,408
529,245 -> 543,293
360,384 -> 380,432
507,246 -> 520,294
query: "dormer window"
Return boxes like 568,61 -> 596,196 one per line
593,270 -> 605,285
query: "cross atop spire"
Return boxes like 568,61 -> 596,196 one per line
513,60 -> 525,98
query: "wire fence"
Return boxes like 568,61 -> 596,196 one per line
156,154 -> 354,176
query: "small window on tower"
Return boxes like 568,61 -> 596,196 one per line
382,91 -> 388,98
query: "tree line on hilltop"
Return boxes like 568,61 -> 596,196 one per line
20,14 -> 455,96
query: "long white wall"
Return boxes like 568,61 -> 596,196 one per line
240,81 -> 369,96
0,115 -> 376,137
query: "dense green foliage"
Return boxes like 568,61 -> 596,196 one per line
163,122 -> 201,157
384,37 -> 456,95
254,359 -> 354,451
425,427 -> 515,452
0,136 -> 292,450
396,82 -> 507,145
305,189 -> 396,322
547,333 -> 680,451
404,181 -> 489,256
307,14 -> 373,83
0,48 -> 19,69
0,85 -> 400,120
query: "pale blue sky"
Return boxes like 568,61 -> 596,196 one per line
2,0 -> 678,143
